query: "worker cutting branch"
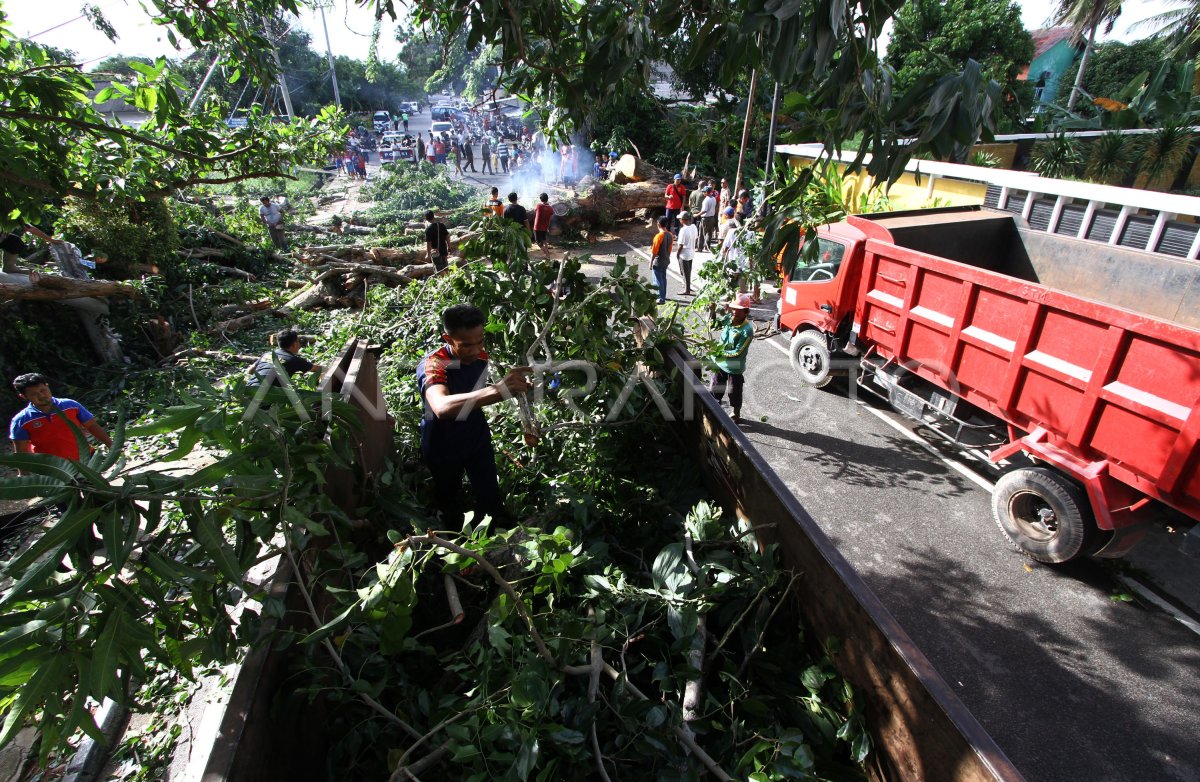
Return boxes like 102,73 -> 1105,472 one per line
416,304 -> 534,526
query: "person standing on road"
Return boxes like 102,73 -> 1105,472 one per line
402,111 -> 409,132
502,192 -> 529,231
737,189 -> 754,222
675,212 -> 698,296
650,215 -> 673,305
258,196 -> 288,251
463,138 -> 476,172
486,187 -> 504,217
532,193 -> 554,256
720,214 -> 750,294
9,373 -> 112,469
497,139 -> 511,174
416,304 -> 534,526
719,178 -> 732,211
688,181 -> 706,215
481,138 -> 493,175
699,187 -> 719,249
664,174 -> 687,234
425,211 -> 451,273
707,293 -> 754,423
416,133 -> 426,168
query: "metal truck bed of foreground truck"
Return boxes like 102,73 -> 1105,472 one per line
778,206 -> 1200,563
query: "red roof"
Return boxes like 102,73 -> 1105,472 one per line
1032,27 -> 1076,58
1018,27 -> 1077,80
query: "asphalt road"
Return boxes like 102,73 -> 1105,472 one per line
606,230 -> 1200,782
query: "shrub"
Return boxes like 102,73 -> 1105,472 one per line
55,196 -> 178,272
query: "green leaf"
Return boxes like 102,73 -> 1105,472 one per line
90,612 -> 121,700
126,405 -> 204,436
2,505 -> 100,584
511,670 -> 549,710
0,454 -> 79,483
0,653 -> 66,747
651,542 -> 692,597
189,513 -> 243,584
514,736 -> 539,781
0,474 -> 69,501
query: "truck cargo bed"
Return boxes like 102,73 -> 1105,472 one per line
856,208 -> 1200,329
852,209 -> 1200,528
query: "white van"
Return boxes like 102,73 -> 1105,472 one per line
372,111 -> 391,132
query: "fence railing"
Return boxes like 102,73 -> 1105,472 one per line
775,143 -> 1200,260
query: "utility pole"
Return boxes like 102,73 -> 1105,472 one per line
317,1 -> 341,107
187,53 -> 221,112
732,69 -> 759,203
264,14 -> 294,120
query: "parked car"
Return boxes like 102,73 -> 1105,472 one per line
430,120 -> 454,136
372,110 -> 391,133
398,101 -> 420,114
430,105 -> 455,121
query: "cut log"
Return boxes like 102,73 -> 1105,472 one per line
160,347 -> 260,366
612,154 -> 667,184
211,264 -> 255,281
549,180 -> 667,228
0,273 -> 140,303
367,246 -> 425,264
211,308 -> 284,334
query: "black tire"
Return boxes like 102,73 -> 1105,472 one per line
789,330 -> 834,388
991,467 -> 1098,563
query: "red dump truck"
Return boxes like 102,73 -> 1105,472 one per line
778,206 -> 1200,563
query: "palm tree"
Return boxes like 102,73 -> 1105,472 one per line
1050,0 -> 1123,112
1134,0 -> 1200,57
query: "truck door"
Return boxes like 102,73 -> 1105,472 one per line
780,237 -> 849,334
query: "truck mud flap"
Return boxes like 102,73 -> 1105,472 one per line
666,345 -> 1024,782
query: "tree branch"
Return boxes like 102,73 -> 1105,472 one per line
407,532 -> 558,668
0,109 -> 256,163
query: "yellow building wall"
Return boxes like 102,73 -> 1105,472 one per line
790,158 -> 990,214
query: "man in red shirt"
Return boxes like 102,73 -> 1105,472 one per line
664,173 -> 688,235
532,192 -> 555,256
8,373 -> 111,473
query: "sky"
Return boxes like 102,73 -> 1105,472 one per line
0,0 -> 1180,69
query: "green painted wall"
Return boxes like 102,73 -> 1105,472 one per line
1031,40 -> 1080,107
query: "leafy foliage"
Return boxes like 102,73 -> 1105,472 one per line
885,0 -> 1035,131
1030,133 -> 1084,179
358,162 -> 483,231
0,8 -> 344,228
54,196 -> 179,272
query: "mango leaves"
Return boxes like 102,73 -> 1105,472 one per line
0,381 -> 360,755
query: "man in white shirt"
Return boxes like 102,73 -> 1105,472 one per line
675,212 -> 698,295
720,219 -> 750,293
258,196 -> 287,251
698,186 -> 719,249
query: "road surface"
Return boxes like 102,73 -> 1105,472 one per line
601,225 -> 1200,782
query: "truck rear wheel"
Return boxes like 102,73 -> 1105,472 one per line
790,330 -> 833,388
991,467 -> 1097,563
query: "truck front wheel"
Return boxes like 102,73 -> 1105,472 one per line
790,331 -> 833,388
991,467 -> 1098,564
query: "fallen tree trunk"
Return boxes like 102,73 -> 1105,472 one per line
612,154 -> 667,184
0,274 -> 141,303
212,308 -> 285,334
549,180 -> 667,228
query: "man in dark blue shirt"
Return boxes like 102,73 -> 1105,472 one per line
416,304 -> 532,525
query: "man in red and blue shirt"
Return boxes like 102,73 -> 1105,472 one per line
9,373 -> 111,470
416,305 -> 533,526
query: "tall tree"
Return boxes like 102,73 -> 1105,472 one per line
886,0 -> 1035,131
1135,0 -> 1200,57
1051,0 -> 1123,112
